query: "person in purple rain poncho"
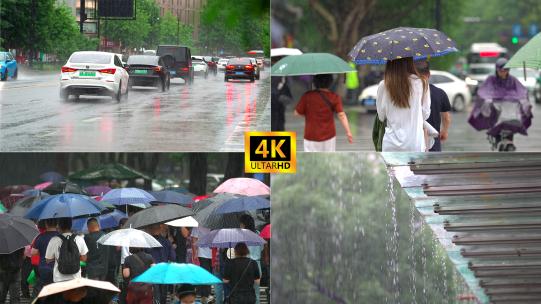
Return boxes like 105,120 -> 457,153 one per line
468,57 -> 532,151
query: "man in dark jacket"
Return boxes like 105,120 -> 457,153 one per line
146,224 -> 175,304
0,247 -> 25,303
84,218 -> 108,280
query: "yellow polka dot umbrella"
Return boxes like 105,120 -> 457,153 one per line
348,27 -> 458,64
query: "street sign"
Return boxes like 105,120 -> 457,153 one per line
83,22 -> 97,35
530,23 -> 539,37
98,0 -> 134,18
512,24 -> 522,37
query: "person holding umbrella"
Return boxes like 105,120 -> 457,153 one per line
223,243 -> 260,304
294,74 -> 354,151
174,284 -> 201,304
0,247 -> 25,303
122,247 -> 155,304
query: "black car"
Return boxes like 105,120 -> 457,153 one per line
157,45 -> 194,85
125,55 -> 170,91
203,56 -> 218,76
224,58 -> 256,82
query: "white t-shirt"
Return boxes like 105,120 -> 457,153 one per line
376,75 -> 431,152
191,227 -> 212,259
45,232 -> 89,282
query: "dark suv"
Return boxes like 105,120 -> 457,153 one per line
157,45 -> 194,85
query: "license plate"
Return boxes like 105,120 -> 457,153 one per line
235,72 -> 244,75
363,98 -> 376,106
79,71 -> 96,77
134,69 -> 147,75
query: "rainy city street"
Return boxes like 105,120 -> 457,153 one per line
0,67 -> 270,152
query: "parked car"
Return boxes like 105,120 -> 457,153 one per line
59,51 -> 129,102
358,84 -> 378,112
465,63 -> 494,95
0,51 -> 17,81
510,68 -> 538,103
143,50 -> 156,56
203,56 -> 218,75
224,57 -> 256,82
249,58 -> 260,80
192,56 -> 209,79
125,55 -> 170,91
429,70 -> 472,112
217,58 -> 229,71
157,45 -> 194,85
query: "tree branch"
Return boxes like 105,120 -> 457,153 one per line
309,0 -> 339,43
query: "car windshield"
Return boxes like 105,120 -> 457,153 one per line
157,46 -> 186,60
70,53 -> 111,64
127,55 -> 159,66
204,56 -> 212,62
0,53 -> 7,61
469,67 -> 494,75
228,58 -> 251,65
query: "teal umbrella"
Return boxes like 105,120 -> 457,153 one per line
271,53 -> 354,76
506,32 -> 541,70
131,262 -> 222,285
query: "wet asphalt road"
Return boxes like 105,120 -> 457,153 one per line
284,89 -> 541,152
0,67 -> 270,152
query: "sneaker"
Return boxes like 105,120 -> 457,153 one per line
207,295 -> 215,303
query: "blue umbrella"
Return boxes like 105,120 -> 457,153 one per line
40,171 -> 65,183
101,188 -> 155,209
24,194 -> 106,220
21,189 -> 49,197
167,187 -> 193,195
72,209 -> 127,233
132,262 -> 222,285
215,196 -> 270,214
150,190 -> 193,206
198,228 -> 266,248
349,27 -> 458,65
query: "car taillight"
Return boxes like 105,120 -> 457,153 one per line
245,65 -> 254,70
226,65 -> 235,70
99,68 -> 116,74
153,66 -> 162,72
124,66 -> 130,71
61,66 -> 77,73
181,67 -> 189,71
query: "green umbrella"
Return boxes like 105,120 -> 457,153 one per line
505,32 -> 541,76
69,163 -> 151,181
0,202 -> 6,213
271,53 -> 355,76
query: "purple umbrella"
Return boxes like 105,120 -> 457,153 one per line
40,171 -> 65,183
85,185 -> 112,196
197,228 -> 266,248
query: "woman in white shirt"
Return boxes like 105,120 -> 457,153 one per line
376,57 -> 431,152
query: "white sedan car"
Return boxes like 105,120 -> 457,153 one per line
429,70 -> 472,112
217,58 -> 229,71
358,70 -> 471,112
60,51 -> 129,102
192,57 -> 209,78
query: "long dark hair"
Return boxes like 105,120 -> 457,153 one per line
239,214 -> 256,232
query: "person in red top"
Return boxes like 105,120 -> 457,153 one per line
294,74 -> 353,151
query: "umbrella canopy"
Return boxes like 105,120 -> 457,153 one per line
123,204 -> 194,229
506,32 -> 541,69
43,182 -> 88,195
34,182 -> 52,191
24,194 -> 106,220
97,228 -> 162,248
349,27 -> 458,64
198,228 -> 266,248
9,192 -> 51,217
192,193 -> 241,229
215,196 -> 270,214
132,262 -> 222,285
69,163 -> 151,181
72,209 -> 127,233
0,214 -> 39,254
101,188 -> 155,209
35,278 -> 120,299
165,216 -> 199,228
213,178 -> 270,196
271,47 -> 303,57
260,224 -> 271,239
40,171 -> 64,183
166,187 -> 193,195
150,190 -> 193,206
0,202 -> 6,213
0,185 -> 32,200
84,185 -> 112,196
271,53 -> 354,76
22,189 -> 49,197
1,194 -> 25,210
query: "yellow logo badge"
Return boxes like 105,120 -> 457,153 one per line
245,132 -> 296,173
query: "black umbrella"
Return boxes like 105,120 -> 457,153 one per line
0,214 -> 39,254
122,204 -> 194,229
349,27 -> 458,64
9,192 -> 50,217
193,193 -> 243,230
43,182 -> 88,195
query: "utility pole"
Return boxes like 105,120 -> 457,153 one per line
30,0 -> 36,66
80,0 -> 86,33
435,0 -> 442,30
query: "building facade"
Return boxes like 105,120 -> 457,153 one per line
155,0 -> 207,39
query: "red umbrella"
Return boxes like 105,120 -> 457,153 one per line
193,195 -> 210,203
0,185 -> 32,199
34,182 -> 53,190
260,224 -> 271,239
1,194 -> 25,210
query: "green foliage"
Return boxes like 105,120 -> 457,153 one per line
272,153 -> 465,303
199,0 -> 270,56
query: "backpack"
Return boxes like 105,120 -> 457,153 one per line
57,234 -> 81,275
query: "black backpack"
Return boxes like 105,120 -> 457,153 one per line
57,234 -> 81,275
